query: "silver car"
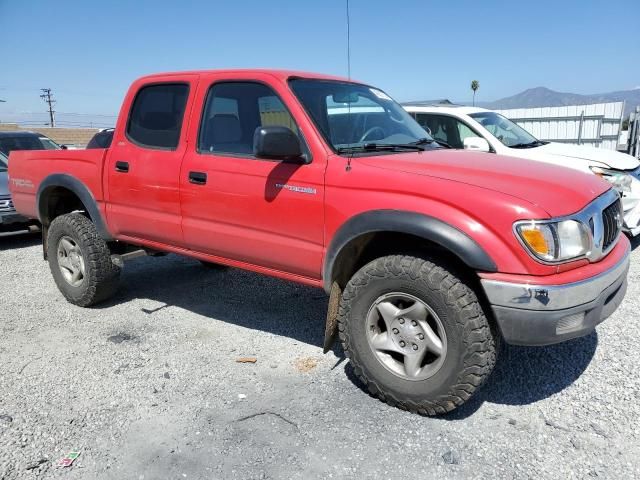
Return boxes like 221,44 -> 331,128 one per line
0,151 -> 34,230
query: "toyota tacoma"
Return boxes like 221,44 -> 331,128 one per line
9,70 -> 630,415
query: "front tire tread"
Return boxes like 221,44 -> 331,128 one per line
337,255 -> 498,416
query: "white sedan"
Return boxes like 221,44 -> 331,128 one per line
403,104 -> 640,236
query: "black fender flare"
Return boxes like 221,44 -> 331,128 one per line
37,173 -> 113,240
323,209 -> 497,292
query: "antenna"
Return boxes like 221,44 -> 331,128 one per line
345,0 -> 353,172
346,0 -> 351,81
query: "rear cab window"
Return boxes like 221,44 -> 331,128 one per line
126,83 -> 189,150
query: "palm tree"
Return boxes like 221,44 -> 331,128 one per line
471,80 -> 480,106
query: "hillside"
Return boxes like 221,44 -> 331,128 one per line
485,86 -> 640,117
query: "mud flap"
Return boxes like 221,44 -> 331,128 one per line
42,224 -> 49,260
323,282 -> 342,354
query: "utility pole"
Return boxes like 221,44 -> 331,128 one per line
40,88 -> 56,127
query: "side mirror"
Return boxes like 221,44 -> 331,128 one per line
463,137 -> 490,152
60,144 -> 68,150
253,126 -> 304,162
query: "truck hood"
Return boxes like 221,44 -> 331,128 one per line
533,142 -> 639,170
0,171 -> 9,197
360,149 -> 611,217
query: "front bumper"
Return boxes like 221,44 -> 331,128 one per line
481,245 -> 630,346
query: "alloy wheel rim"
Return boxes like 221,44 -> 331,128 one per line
57,235 -> 86,287
365,292 -> 447,381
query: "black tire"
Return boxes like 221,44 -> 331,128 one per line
338,255 -> 499,415
47,213 -> 121,307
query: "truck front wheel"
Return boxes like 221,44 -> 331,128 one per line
47,213 -> 121,307
338,255 -> 498,415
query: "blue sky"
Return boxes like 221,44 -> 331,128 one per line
1,0 -> 638,127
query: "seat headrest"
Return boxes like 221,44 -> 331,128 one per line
209,114 -> 242,144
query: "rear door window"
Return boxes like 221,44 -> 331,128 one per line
126,83 -> 189,150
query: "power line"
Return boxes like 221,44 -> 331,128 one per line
2,111 -> 117,118
40,88 -> 56,127
15,119 -> 114,126
54,111 -> 117,117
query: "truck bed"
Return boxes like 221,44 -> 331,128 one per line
9,149 -> 109,221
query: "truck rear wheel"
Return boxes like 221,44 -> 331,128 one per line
47,213 -> 121,307
338,255 -> 498,415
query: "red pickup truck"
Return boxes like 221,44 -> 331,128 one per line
9,70 -> 630,415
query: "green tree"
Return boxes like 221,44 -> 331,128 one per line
471,80 -> 480,106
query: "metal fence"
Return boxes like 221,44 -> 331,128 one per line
495,102 -> 625,151
629,107 -> 640,159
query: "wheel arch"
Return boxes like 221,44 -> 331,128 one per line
37,174 -> 112,240
323,210 -> 497,293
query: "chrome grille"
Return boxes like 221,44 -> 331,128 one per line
602,199 -> 622,251
0,197 -> 15,213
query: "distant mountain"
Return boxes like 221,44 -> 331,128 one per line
485,86 -> 640,117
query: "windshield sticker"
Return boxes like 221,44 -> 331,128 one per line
370,88 -> 392,101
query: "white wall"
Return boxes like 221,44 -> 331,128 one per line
495,102 -> 624,150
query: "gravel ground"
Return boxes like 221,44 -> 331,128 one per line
1,232 -> 639,479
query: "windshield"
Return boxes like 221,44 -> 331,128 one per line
469,111 -> 539,147
39,136 -> 62,149
0,152 -> 7,172
289,79 -> 432,153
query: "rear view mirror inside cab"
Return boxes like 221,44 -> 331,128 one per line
332,92 -> 359,104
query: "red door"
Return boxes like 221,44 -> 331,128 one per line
106,75 -> 198,247
180,73 -> 327,279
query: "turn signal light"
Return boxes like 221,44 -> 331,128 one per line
519,227 -> 550,255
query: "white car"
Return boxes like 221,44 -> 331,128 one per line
403,104 -> 640,235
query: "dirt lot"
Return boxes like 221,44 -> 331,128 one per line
1,233 -> 639,479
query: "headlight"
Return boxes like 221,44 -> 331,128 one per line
515,219 -> 591,262
590,166 -> 632,193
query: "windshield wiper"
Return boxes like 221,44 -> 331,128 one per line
409,137 -> 452,149
337,142 -> 425,154
510,140 -> 545,149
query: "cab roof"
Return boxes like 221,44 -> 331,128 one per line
136,69 -> 355,84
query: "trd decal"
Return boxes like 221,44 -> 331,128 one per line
11,178 -> 35,189
275,183 -> 317,195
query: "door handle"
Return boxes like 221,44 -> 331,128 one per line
189,171 -> 207,185
115,161 -> 129,173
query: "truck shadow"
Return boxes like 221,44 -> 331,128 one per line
101,254 -> 598,416
344,332 -> 598,419
100,254 -> 329,349
436,332 -> 598,420
0,231 -> 41,251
